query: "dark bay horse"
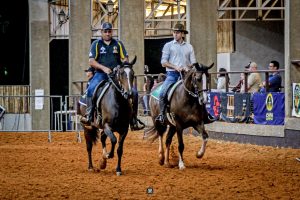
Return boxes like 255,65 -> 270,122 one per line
144,63 -> 214,170
78,56 -> 136,176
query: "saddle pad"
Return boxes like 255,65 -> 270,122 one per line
151,80 -> 182,101
151,84 -> 163,100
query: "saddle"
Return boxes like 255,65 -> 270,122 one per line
93,81 -> 111,126
151,80 -> 182,102
151,81 -> 182,125
79,81 -> 111,127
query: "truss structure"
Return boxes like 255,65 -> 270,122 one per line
144,0 -> 186,38
49,0 -> 186,39
218,0 -> 285,21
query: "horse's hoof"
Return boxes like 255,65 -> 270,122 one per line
159,159 -> 164,166
179,162 -> 186,170
100,159 -> 107,169
116,171 -> 122,176
87,168 -> 94,172
164,163 -> 172,168
107,153 -> 114,159
196,152 -> 205,159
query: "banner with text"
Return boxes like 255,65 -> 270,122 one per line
206,92 -> 221,119
220,93 -> 251,123
253,92 -> 285,125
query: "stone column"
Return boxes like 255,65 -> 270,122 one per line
189,0 -> 217,87
284,0 -> 300,131
69,0 -> 91,95
29,0 -> 50,130
119,0 -> 144,91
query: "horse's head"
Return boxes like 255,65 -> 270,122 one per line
193,62 -> 214,84
113,56 -> 137,99
184,62 -> 214,99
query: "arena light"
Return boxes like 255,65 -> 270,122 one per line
106,0 -> 115,15
58,9 -> 69,25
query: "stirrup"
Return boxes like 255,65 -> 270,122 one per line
155,114 -> 165,124
130,120 -> 145,131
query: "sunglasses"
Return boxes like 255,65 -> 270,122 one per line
103,30 -> 112,33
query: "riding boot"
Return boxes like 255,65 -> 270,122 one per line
155,99 -> 167,124
80,97 -> 94,127
130,114 -> 145,131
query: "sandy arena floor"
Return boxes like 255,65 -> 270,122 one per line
0,131 -> 299,199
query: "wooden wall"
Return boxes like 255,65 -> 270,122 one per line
0,86 -> 30,113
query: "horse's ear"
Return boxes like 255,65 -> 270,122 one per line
129,55 -> 137,66
207,63 -> 214,70
201,63 -> 214,71
194,63 -> 203,71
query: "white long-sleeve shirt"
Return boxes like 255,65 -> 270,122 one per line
161,40 -> 196,71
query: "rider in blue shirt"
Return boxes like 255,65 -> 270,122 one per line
82,22 -> 144,130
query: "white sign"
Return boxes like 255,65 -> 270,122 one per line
35,89 -> 44,110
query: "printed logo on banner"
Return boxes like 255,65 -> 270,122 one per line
265,93 -> 274,121
293,84 -> 300,116
226,95 -> 234,118
213,95 -> 220,117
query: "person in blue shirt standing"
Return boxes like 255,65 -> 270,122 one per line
82,22 -> 144,130
84,67 -> 95,89
260,60 -> 282,92
155,23 -> 196,124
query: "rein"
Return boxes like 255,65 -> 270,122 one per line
180,71 -> 207,98
107,73 -> 129,99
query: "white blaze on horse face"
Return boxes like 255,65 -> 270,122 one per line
124,67 -> 132,91
202,73 -> 207,90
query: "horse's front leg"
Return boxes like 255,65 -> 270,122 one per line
158,135 -> 164,165
84,128 -> 94,171
100,131 -> 108,169
164,126 -> 176,168
115,130 -> 128,176
194,123 -> 208,159
103,123 -> 117,159
176,128 -> 185,170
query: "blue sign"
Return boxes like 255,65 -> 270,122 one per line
253,93 -> 285,125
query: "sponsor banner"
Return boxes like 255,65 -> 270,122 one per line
253,92 -> 285,125
206,92 -> 221,119
292,83 -> 300,117
220,93 -> 251,123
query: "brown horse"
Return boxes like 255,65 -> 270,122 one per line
144,63 -> 214,170
77,56 -> 136,176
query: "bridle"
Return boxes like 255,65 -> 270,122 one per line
180,69 -> 208,99
107,65 -> 134,100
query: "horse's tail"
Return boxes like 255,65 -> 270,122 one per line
83,126 -> 99,145
143,126 -> 159,142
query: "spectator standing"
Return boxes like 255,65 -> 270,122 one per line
260,60 -> 282,92
84,67 -> 95,89
216,68 -> 229,92
245,62 -> 262,93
